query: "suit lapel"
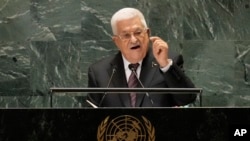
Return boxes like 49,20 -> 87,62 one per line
109,52 -> 131,107
140,53 -> 158,87
136,50 -> 158,107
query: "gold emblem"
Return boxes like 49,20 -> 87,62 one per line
97,115 -> 155,141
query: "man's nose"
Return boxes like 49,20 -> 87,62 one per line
130,34 -> 138,43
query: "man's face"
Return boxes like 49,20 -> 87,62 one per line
112,16 -> 150,63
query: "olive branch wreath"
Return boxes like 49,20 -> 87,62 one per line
142,116 -> 155,141
97,116 -> 109,141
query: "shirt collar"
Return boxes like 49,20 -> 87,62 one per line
122,55 -> 142,71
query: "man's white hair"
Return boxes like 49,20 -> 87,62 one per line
111,8 -> 148,35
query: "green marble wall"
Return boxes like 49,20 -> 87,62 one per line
0,0 -> 249,107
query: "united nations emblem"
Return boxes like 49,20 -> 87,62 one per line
97,115 -> 155,141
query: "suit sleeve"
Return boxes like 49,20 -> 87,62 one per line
163,54 -> 197,106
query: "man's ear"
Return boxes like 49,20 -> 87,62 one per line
112,36 -> 120,49
112,36 -> 118,44
146,28 -> 151,37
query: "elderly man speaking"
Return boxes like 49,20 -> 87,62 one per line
87,7 -> 196,107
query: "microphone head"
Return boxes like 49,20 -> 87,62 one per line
112,65 -> 117,72
128,64 -> 134,71
128,63 -> 139,71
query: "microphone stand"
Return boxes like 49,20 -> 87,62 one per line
98,67 -> 116,107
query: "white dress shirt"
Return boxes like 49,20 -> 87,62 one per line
122,55 -> 173,82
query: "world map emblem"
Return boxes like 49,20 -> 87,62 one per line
97,115 -> 155,141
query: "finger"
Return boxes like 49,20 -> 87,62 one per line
157,47 -> 163,55
149,36 -> 161,42
152,41 -> 168,49
152,44 -> 162,55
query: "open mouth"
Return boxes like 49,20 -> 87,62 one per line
130,45 -> 140,50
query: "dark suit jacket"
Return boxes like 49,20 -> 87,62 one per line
87,48 -> 196,107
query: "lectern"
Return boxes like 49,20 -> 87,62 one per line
2,88 -> 250,141
49,87 -> 203,107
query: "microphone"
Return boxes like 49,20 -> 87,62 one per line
99,66 -> 117,107
86,100 -> 98,108
128,64 -> 154,107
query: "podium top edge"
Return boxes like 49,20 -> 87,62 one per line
49,88 -> 202,94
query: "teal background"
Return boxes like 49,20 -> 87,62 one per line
0,0 -> 250,107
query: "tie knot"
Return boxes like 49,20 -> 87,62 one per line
128,63 -> 139,71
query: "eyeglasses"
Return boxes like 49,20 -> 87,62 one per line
114,28 -> 147,41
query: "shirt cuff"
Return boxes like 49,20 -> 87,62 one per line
160,59 -> 173,73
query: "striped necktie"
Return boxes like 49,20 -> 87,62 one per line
128,63 -> 139,107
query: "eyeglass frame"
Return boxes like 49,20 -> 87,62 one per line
113,28 -> 148,41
